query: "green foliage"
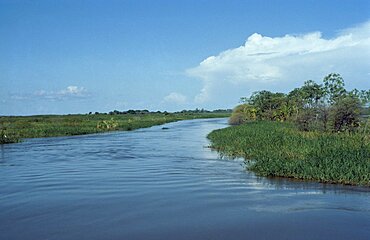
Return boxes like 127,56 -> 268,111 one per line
296,108 -> 319,131
0,129 -> 20,144
300,80 -> 324,107
223,73 -> 369,185
228,104 -> 257,125
208,121 -> 370,186
323,73 -> 346,104
97,118 -> 119,130
241,91 -> 289,121
349,89 -> 370,105
329,96 -> 361,132
237,73 -> 367,133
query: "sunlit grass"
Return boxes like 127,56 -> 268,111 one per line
208,121 -> 370,186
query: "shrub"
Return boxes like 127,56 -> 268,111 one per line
228,104 -> 257,125
295,108 -> 318,131
329,96 -> 361,132
96,118 -> 119,130
0,129 -> 20,144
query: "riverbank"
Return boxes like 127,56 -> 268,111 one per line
0,112 -> 230,144
207,121 -> 370,186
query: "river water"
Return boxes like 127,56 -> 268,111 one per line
0,118 -> 369,240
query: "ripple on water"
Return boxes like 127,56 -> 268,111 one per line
0,118 -> 369,240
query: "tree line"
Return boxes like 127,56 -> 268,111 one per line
89,108 -> 232,116
230,73 -> 370,132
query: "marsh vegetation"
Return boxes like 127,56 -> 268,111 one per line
0,110 -> 230,144
208,73 -> 370,186
208,121 -> 369,185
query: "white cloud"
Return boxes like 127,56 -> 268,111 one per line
59,86 -> 86,96
187,21 -> 370,103
35,86 -> 89,99
163,92 -> 187,104
11,86 -> 90,101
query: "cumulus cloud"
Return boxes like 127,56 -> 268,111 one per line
187,21 -> 370,103
11,86 -> 90,101
163,92 -> 187,104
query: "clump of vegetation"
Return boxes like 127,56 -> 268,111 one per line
0,128 -> 20,144
208,121 -> 370,186
234,73 -> 369,133
209,73 -> 370,186
96,118 -> 119,130
228,104 -> 257,125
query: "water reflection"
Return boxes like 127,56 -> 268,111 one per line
250,169 -> 370,195
219,154 -> 369,195
0,144 -> 4,163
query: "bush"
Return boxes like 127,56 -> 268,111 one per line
228,104 -> 257,125
329,96 -> 361,132
96,118 -> 119,130
296,108 -> 318,131
0,129 -> 20,144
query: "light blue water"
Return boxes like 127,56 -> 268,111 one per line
0,118 -> 369,240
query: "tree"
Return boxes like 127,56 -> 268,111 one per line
287,87 -> 305,118
238,72 -> 366,133
243,91 -> 287,120
296,108 -> 319,131
323,73 -> 346,104
359,90 -> 370,105
300,80 -> 324,107
329,96 -> 361,132
350,89 -> 370,106
229,104 -> 257,125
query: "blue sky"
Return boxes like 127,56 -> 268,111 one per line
1,0 -> 369,115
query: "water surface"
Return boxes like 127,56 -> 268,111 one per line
0,118 -> 369,239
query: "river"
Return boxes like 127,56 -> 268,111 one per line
0,118 -> 369,239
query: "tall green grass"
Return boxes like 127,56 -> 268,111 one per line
208,121 -> 370,186
0,112 -> 230,144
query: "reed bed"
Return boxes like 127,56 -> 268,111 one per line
208,121 -> 370,186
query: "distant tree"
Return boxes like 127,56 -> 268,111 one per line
296,108 -> 319,131
349,89 -> 370,106
323,73 -> 346,104
329,96 -> 361,132
229,104 -> 258,125
287,88 -> 305,118
317,105 -> 330,132
243,91 -> 287,120
361,90 -> 370,105
235,73 -> 367,132
300,80 -> 324,107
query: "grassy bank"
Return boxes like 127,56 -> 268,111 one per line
208,121 -> 370,186
0,112 -> 230,144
